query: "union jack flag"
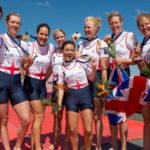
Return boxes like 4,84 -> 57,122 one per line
105,76 -> 150,125
108,66 -> 129,87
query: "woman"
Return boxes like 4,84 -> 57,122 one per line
75,16 -> 108,150
57,40 -> 97,150
0,12 -> 31,150
48,29 -> 69,149
136,13 -> 150,150
23,23 -> 54,150
104,11 -> 137,150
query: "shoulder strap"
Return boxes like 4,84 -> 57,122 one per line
7,33 -> 29,55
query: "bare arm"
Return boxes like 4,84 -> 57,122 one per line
57,83 -> 64,107
114,57 -> 133,66
45,66 -> 52,81
100,57 -> 108,81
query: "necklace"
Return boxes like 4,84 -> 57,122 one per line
141,36 -> 150,51
7,33 -> 29,55
111,31 -> 123,42
35,41 -> 49,55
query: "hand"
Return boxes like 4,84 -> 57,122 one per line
104,34 -> 112,44
18,34 -> 30,41
133,43 -> 141,57
113,58 -> 122,66
23,55 -> 33,71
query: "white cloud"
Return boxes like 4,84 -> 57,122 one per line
36,1 -> 51,7
136,9 -> 147,15
133,9 -> 148,20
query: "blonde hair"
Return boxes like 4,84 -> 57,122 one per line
53,29 -> 66,39
84,16 -> 101,28
136,13 -> 150,28
107,11 -> 123,23
6,12 -> 21,23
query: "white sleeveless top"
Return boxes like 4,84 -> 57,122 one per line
52,48 -> 64,82
142,38 -> 150,63
142,38 -> 150,57
109,31 -> 137,68
57,60 -> 92,89
0,33 -> 29,74
78,38 -> 108,70
27,41 -> 54,80
113,31 -> 137,59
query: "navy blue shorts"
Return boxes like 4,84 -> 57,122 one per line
0,71 -> 27,106
23,76 -> 47,101
65,86 -> 94,112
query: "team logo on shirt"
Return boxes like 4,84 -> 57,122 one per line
34,53 -> 38,60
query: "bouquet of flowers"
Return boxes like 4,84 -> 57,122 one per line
141,50 -> 150,78
42,98 -> 61,112
96,36 -> 129,97
103,36 -> 116,58
130,43 -> 142,62
131,44 -> 150,78
96,80 -> 111,99
42,83 -> 69,112
141,62 -> 150,78
42,83 -> 69,146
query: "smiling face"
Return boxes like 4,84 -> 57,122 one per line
109,16 -> 123,34
54,30 -> 66,48
138,17 -> 150,37
37,26 -> 49,46
84,20 -> 98,40
6,14 -> 21,38
63,42 -> 75,62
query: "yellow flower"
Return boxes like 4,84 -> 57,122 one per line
96,82 -> 110,97
97,90 -> 109,96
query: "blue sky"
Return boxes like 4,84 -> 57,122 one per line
0,0 -> 149,75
